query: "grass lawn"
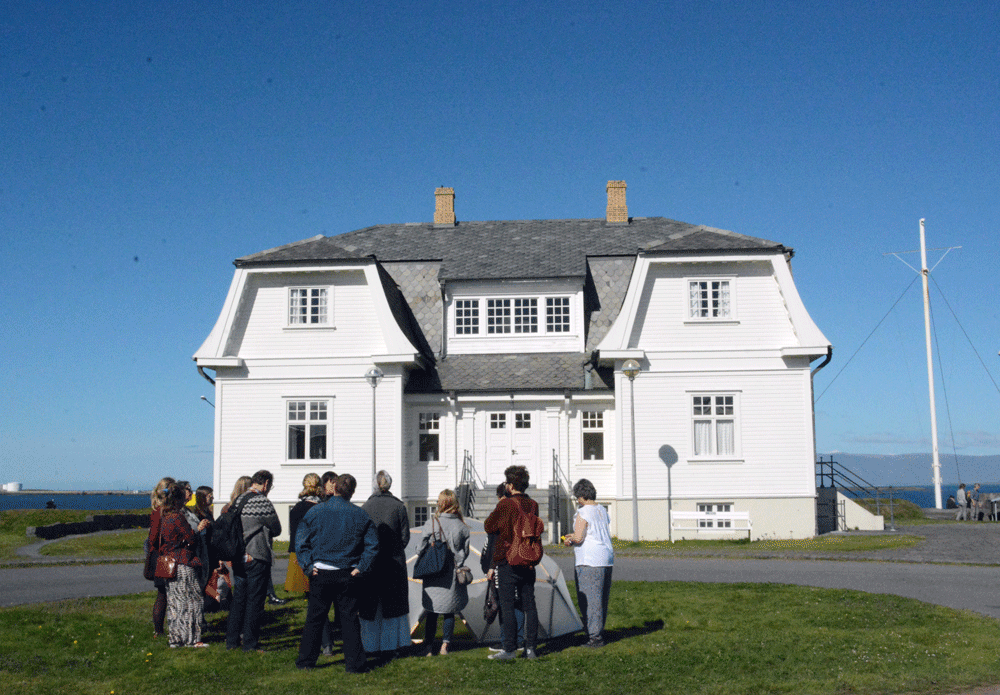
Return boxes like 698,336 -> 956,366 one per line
2,582 -> 998,695
0,510 -> 149,562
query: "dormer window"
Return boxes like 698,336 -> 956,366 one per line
289,287 -> 330,326
456,296 -> 572,336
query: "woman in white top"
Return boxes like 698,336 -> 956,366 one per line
562,478 -> 614,647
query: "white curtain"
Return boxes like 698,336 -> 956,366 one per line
694,420 -> 712,455
716,420 -> 735,455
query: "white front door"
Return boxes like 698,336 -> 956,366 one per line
485,410 -> 538,485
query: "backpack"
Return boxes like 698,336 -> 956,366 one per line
506,498 -> 545,567
210,491 -> 262,563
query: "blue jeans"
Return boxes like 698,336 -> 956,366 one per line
226,559 -> 270,651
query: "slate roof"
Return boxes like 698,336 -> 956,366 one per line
232,216 -> 788,394
235,218 -> 787,277
405,353 -> 613,393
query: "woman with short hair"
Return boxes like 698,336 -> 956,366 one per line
359,470 -> 411,661
562,478 -> 614,648
417,489 -> 470,656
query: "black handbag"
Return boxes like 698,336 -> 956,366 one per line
483,577 -> 500,625
413,517 -> 452,580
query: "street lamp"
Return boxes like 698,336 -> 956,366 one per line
200,395 -> 214,408
365,367 -> 384,482
622,358 -> 641,543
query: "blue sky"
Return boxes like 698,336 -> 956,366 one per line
3,1 -> 998,490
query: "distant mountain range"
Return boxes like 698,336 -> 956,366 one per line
819,452 -> 1000,487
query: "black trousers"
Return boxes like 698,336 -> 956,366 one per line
226,559 -> 270,651
498,563 -> 538,652
296,568 -> 366,672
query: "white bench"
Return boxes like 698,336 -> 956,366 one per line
670,510 -> 752,542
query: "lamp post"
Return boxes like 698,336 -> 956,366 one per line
200,395 -> 214,408
622,359 -> 641,543
365,367 -> 384,482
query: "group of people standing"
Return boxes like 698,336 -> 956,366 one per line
954,482 -> 987,521
147,471 -> 282,650
147,463 -> 615,672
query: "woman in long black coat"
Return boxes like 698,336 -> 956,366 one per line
360,470 -> 411,659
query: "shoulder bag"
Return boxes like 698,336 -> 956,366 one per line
154,515 -> 178,579
413,516 -> 452,580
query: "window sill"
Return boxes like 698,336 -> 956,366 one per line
688,458 -> 744,465
283,460 -> 332,466
683,320 -> 739,326
284,325 -> 337,331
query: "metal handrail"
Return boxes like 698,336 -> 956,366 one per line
816,455 -> 898,516
458,450 -> 484,518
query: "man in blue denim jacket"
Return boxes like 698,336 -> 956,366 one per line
295,473 -> 379,672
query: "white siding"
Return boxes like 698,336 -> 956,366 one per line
216,374 -> 403,506
618,368 -> 815,502
630,261 -> 797,350
226,271 -> 386,358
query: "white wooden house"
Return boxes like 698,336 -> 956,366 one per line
194,181 -> 832,540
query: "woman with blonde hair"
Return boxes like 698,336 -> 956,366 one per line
285,473 -> 323,594
146,476 -> 175,638
417,489 -> 470,656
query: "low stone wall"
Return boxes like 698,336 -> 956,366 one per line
27,514 -> 150,540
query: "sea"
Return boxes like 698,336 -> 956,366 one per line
0,492 -> 151,512
1,484 -> 989,512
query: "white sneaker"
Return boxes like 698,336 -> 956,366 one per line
488,650 -> 518,661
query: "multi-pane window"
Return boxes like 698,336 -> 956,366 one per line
288,400 -> 329,460
413,505 -> 429,527
513,298 -> 538,333
289,287 -> 329,325
515,413 -> 531,429
692,394 -> 735,456
582,411 -> 604,460
689,280 -> 731,319
490,413 -> 507,429
457,296 -> 571,335
697,503 -> 733,528
455,300 -> 479,335
546,297 -> 570,332
487,299 -> 511,334
418,412 -> 440,462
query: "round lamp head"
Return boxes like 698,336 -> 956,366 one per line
365,367 -> 384,388
622,358 -> 641,380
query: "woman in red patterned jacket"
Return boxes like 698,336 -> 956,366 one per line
160,483 -> 210,648
146,476 -> 174,639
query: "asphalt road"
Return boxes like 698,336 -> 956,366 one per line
4,554 -> 1000,622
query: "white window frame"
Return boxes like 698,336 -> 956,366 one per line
418,412 -> 441,462
686,277 -> 736,322
455,299 -> 479,335
285,398 -> 333,462
581,410 -> 605,461
696,503 -> 734,528
287,286 -> 333,327
456,295 -> 573,337
689,392 -> 741,461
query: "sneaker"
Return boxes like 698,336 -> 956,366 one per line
267,595 -> 287,606
320,646 -> 334,657
522,648 -> 538,659
586,637 -> 605,648
488,650 -> 518,661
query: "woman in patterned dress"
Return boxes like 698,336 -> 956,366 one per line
160,483 -> 210,648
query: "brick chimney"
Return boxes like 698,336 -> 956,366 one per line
606,180 -> 628,224
434,187 -> 456,227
